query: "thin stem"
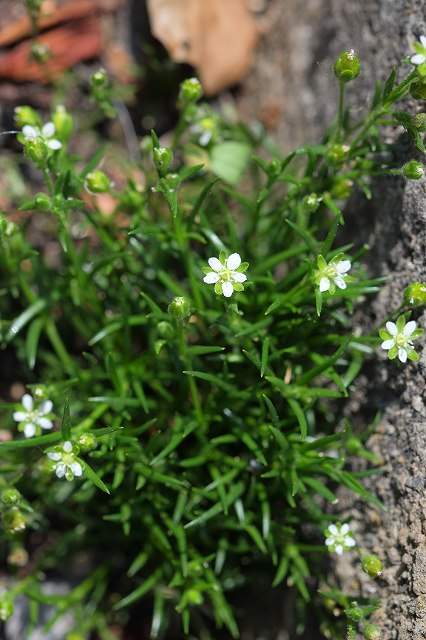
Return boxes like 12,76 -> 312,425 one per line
177,324 -> 206,430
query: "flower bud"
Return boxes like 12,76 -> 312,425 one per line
410,78 -> 426,100
363,623 -> 381,640
330,177 -> 353,199
52,105 -> 73,142
14,105 -> 40,128
333,50 -> 361,82
91,68 -> 108,88
168,296 -> 190,321
157,321 -> 175,339
266,159 -> 281,177
184,589 -> 204,605
404,282 -> 426,307
77,433 -> 97,452
0,598 -> 14,622
178,77 -> 203,107
402,160 -> 424,180
1,488 -> 21,506
327,143 -> 350,164
25,138 -> 48,165
153,146 -> 173,172
30,42 -> 51,63
85,171 -> 112,194
361,554 -> 383,578
302,193 -> 321,213
33,193 -> 51,210
2,507 -> 26,533
344,602 -> 364,622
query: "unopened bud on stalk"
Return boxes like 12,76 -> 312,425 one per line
333,50 -> 361,82
361,554 -> 383,578
363,623 -> 381,640
178,77 -> 203,107
85,171 -> 112,194
402,160 -> 424,180
153,146 -> 173,172
168,296 -> 191,321
404,282 -> 426,307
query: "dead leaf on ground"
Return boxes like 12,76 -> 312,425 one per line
146,0 -> 259,95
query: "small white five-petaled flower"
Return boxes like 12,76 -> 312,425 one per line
47,441 -> 83,482
315,254 -> 352,294
22,123 -> 62,150
325,523 -> 356,555
379,315 -> 423,363
410,35 -> 426,71
202,251 -> 249,298
13,393 -> 54,438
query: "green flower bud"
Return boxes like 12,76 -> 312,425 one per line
14,105 -> 40,128
266,159 -> 281,177
363,623 -> 381,640
404,282 -> 426,307
25,137 -> 48,165
33,193 -> 51,210
30,42 -> 51,63
178,77 -> 203,107
361,554 -> 383,578
91,68 -> 108,88
168,296 -> 191,321
302,193 -> 321,213
52,105 -> 73,141
0,598 -> 14,622
328,143 -> 350,164
1,488 -> 21,506
33,385 -> 49,399
344,602 -> 364,622
402,160 -> 424,180
333,50 -> 361,82
153,146 -> 173,172
77,433 -> 97,452
2,507 -> 26,533
410,78 -> 426,100
85,171 -> 112,194
184,589 -> 204,605
157,321 -> 175,339
330,177 -> 353,199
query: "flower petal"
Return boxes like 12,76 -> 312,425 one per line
420,35 -> 426,48
381,339 -> 395,350
411,53 -> 426,65
208,257 -> 222,271
22,125 -> 38,139
319,277 -> 330,292
39,400 -> 53,415
203,272 -> 220,284
42,122 -> 55,137
38,417 -> 53,429
403,320 -> 416,338
335,545 -> 343,555
327,524 -> 338,535
13,411 -> 27,422
336,260 -> 351,274
72,462 -> 83,477
47,139 -> 62,150
340,523 -> 350,535
334,275 -> 347,289
47,452 -> 62,461
222,281 -> 234,297
22,394 -> 34,411
325,539 -> 333,546
24,423 -> 36,438
398,348 -> 408,363
63,441 -> 73,453
345,537 -> 356,547
385,321 -> 397,336
232,272 -> 247,283
56,464 -> 66,478
227,253 -> 241,270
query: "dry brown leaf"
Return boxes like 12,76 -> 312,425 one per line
146,0 -> 259,95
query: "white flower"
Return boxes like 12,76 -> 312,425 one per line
325,523 -> 356,555
202,251 -> 249,298
315,254 -> 352,295
410,35 -> 426,66
47,441 -> 83,481
13,393 -> 54,438
379,316 -> 423,363
22,122 -> 62,150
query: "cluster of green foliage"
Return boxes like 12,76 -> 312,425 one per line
0,42 -> 425,640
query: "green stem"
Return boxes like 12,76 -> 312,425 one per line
336,80 -> 346,142
177,324 -> 206,430
173,208 -> 204,312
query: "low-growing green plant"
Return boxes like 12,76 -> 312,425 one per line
0,36 -> 425,640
